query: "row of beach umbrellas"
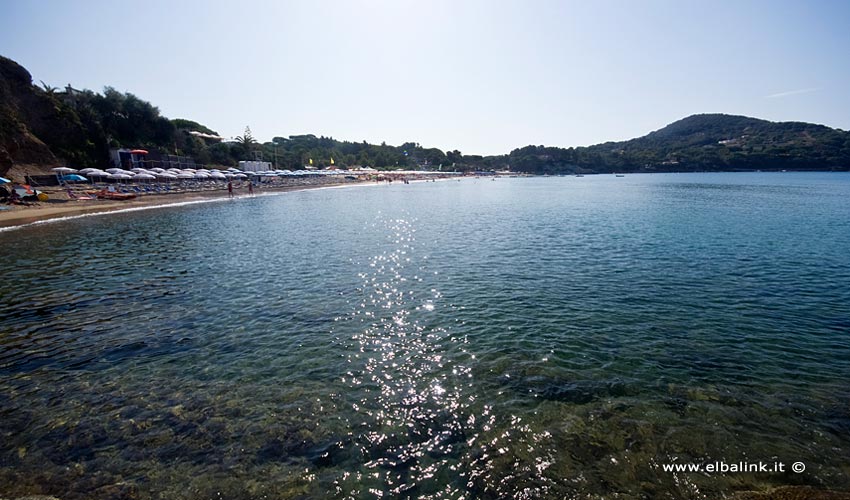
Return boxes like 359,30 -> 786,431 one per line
53,166 -> 252,182
51,166 -> 374,183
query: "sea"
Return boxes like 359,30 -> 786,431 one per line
1,172 -> 849,499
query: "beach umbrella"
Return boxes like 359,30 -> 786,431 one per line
111,174 -> 133,180
61,174 -> 88,182
52,167 -> 78,174
177,173 -> 195,179
209,172 -> 227,179
233,174 -> 247,179
134,173 -> 157,180
129,149 -> 149,155
0,176 -> 10,184
106,168 -> 124,174
156,173 -> 178,180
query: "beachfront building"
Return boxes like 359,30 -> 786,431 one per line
109,148 -> 200,170
110,148 -> 150,169
238,160 -> 272,172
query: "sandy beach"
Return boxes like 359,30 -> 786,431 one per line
0,174 -> 464,230
0,177 -> 365,230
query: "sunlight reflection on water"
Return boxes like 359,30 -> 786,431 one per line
1,174 -> 849,499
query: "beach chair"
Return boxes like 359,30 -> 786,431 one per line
66,189 -> 95,201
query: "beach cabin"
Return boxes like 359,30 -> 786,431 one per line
110,148 -> 149,169
238,161 -> 272,172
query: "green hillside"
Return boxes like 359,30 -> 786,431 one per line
2,54 -> 849,176
508,114 -> 850,173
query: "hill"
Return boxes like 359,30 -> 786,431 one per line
2,54 -> 849,176
0,56 -> 60,175
507,114 -> 850,174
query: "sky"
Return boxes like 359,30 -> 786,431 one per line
2,0 -> 849,155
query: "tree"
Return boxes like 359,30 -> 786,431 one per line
235,126 -> 257,158
39,81 -> 57,95
446,150 -> 462,165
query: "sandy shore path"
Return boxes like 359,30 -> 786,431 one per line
0,181 -> 357,230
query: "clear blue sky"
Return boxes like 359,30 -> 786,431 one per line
2,0 -> 849,155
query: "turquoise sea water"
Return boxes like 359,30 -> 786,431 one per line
1,173 -> 849,499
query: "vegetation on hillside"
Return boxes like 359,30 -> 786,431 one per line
508,114 -> 850,173
2,54 -> 849,176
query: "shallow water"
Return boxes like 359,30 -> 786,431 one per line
1,173 -> 849,499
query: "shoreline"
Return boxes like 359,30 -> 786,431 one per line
0,175 -> 463,232
0,179 -> 368,231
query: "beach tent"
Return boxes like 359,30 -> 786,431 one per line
14,185 -> 48,202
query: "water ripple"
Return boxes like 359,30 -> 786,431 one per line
1,174 -> 849,499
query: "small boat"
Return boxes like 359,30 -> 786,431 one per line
615,174 -> 625,177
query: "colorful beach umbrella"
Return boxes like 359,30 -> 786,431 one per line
61,174 -> 88,182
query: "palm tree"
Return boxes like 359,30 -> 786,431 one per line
39,81 -> 58,95
235,126 -> 257,158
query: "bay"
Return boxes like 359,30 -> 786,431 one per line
1,172 -> 849,499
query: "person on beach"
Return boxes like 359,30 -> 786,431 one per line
7,189 -> 29,206
248,180 -> 254,195
227,181 -> 233,197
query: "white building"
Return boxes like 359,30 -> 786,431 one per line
238,160 -> 272,172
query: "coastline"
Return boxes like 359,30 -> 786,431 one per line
0,178 -> 365,231
0,175 -> 464,231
